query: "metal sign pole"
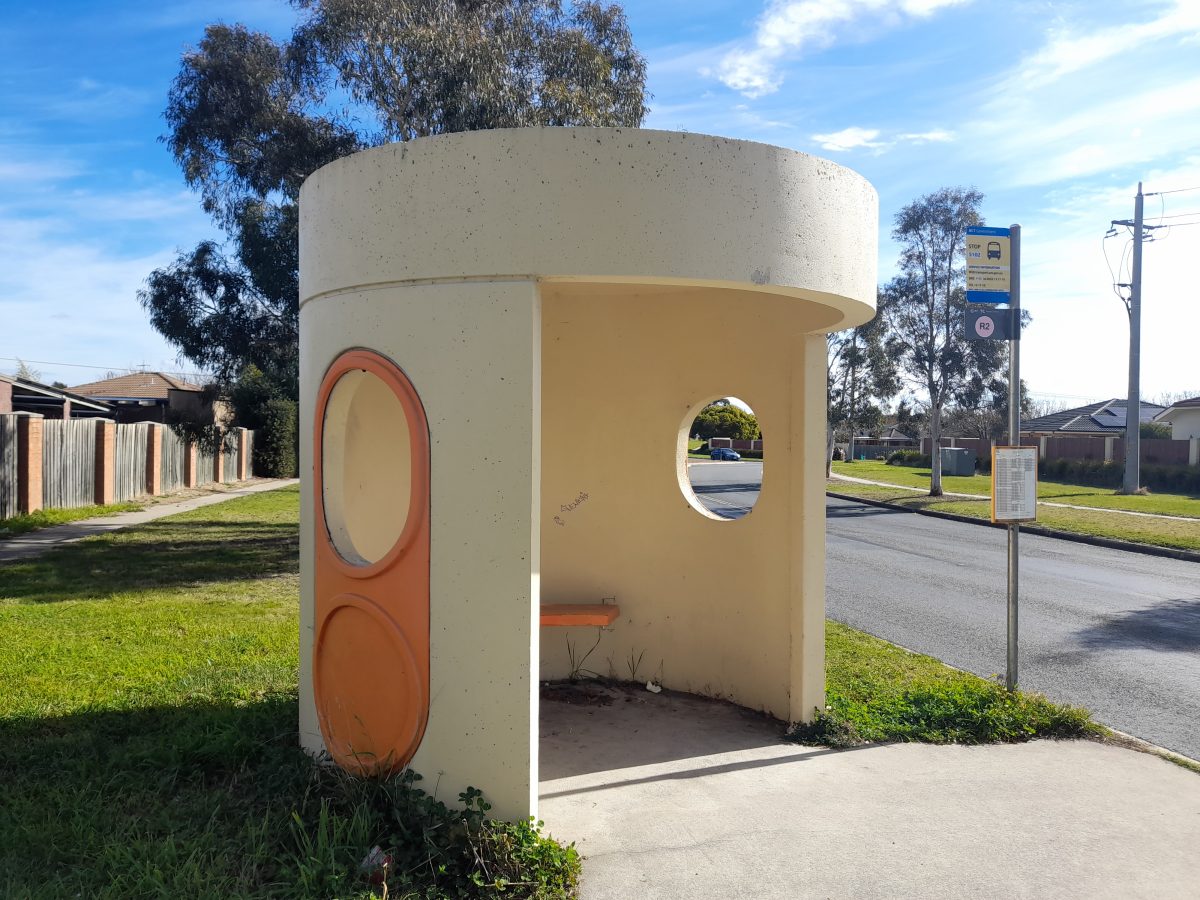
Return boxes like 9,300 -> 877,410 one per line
1006,224 -> 1021,692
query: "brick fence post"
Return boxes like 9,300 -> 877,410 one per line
214,431 -> 224,483
16,414 -> 43,514
236,427 -> 250,481
145,424 -> 163,496
95,420 -> 116,505
1190,437 -> 1199,467
183,439 -> 198,488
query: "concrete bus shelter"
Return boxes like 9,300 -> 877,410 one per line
299,127 -> 877,821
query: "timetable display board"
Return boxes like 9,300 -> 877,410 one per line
991,446 -> 1038,523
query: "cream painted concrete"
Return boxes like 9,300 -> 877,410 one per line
300,281 -> 542,821
299,127 -> 877,332
539,285 -> 829,722
300,127 -> 877,820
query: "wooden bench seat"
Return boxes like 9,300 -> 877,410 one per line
539,604 -> 620,627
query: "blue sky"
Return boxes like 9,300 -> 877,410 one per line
2,0 -> 1197,406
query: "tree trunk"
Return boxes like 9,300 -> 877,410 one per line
826,422 -> 836,477
929,403 -> 943,496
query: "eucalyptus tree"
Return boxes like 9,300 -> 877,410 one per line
883,187 -> 1010,496
141,0 -> 649,411
827,288 -> 900,472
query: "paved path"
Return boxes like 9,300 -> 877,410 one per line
827,495 -> 1200,760
0,479 -> 299,562
831,471 -> 1199,521
540,685 -> 1200,900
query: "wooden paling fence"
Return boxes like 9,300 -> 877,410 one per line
0,415 -> 17,519
0,417 -> 257,519
115,422 -> 150,502
160,427 -> 186,494
42,419 -> 97,509
222,437 -> 239,483
196,445 -> 216,487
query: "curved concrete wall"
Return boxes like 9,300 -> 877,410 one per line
300,127 -> 879,821
300,127 -> 877,331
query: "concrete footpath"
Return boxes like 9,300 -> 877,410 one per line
540,686 -> 1200,900
0,479 -> 298,562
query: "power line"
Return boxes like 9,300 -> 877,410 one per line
0,356 -> 209,380
1147,211 -> 1200,220
1145,185 -> 1200,196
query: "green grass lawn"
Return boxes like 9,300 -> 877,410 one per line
830,480 -> 1200,552
832,459 -> 1200,518
0,486 -> 577,899
795,621 -> 1098,746
0,500 -> 144,536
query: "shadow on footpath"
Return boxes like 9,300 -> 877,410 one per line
1074,597 -> 1200,653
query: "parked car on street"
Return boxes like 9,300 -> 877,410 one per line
710,448 -> 741,461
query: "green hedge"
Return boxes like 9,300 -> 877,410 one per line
1039,458 -> 1200,494
886,450 -> 931,467
254,398 -> 298,478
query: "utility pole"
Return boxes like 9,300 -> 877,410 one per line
1006,224 -> 1021,692
1122,183 -> 1144,494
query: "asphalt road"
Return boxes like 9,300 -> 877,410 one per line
689,462 -> 1200,758
686,459 -> 763,519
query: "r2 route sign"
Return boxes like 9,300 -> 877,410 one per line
991,446 -> 1038,523
966,225 -> 1011,303
964,307 -> 1014,341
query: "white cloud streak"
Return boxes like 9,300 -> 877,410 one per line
812,125 -> 954,153
719,0 -> 972,96
1015,0 -> 1200,89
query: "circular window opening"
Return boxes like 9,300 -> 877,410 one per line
678,397 -> 763,521
322,369 -> 412,565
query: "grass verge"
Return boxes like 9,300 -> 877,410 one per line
0,500 -> 143,535
832,459 -> 1200,518
0,485 -> 577,899
790,621 -> 1099,747
829,480 -> 1200,553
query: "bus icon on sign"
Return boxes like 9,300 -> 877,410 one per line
987,241 -> 1002,260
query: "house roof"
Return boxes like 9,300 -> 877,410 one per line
1153,396 -> 1200,421
69,371 -> 203,401
0,374 -> 114,414
1023,399 -> 1167,435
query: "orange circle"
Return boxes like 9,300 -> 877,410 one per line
313,594 -> 426,774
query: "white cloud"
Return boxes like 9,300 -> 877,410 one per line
975,76 -> 1200,187
719,0 -> 972,97
1015,0 -> 1200,89
812,125 -> 954,153
948,2 -> 1200,189
897,129 -> 954,144
813,126 -> 886,151
0,145 -> 214,387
